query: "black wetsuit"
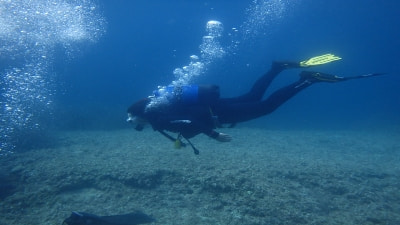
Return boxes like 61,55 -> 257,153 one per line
127,62 -> 313,141
213,63 -> 311,124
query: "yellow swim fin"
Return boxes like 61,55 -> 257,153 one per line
300,53 -> 342,67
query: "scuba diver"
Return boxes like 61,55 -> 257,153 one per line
127,54 -> 386,154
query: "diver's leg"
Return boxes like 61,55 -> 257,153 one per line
216,77 -> 312,124
220,61 -> 300,104
252,70 -> 354,115
216,70 -> 346,124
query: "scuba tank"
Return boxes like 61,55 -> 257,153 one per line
153,84 -> 220,105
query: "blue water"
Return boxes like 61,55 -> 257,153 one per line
1,0 -> 400,153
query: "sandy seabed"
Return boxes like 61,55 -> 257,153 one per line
1,127 -> 399,225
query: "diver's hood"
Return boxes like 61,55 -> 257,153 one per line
127,97 -> 151,117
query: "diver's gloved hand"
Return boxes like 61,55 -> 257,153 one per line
215,132 -> 232,142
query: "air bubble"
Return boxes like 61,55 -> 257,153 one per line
0,0 -> 105,154
206,20 -> 223,37
147,20 -> 226,110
